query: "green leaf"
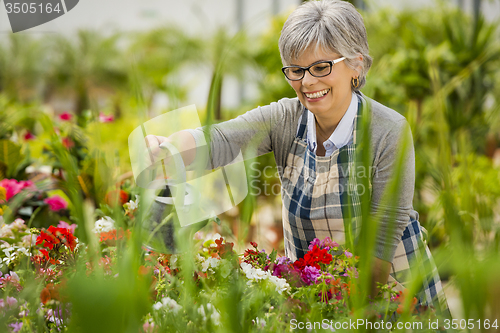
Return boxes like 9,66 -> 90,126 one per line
0,139 -> 22,178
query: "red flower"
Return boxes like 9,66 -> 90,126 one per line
303,245 -> 332,269
40,283 -> 60,304
36,226 -> 77,252
61,137 -> 74,149
293,245 -> 333,271
396,289 -> 418,314
250,242 -> 258,248
105,190 -> 129,206
214,237 -> 234,259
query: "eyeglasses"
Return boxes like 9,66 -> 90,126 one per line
281,57 -> 346,81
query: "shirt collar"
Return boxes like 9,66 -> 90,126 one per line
306,92 -> 358,153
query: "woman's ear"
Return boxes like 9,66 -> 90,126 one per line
353,53 -> 364,78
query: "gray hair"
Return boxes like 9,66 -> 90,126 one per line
278,0 -> 372,90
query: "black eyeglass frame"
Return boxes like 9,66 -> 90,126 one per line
281,57 -> 346,81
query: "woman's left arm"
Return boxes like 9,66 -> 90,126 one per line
369,116 -> 415,289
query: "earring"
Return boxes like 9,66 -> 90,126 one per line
351,77 -> 360,89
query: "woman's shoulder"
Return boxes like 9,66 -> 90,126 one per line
361,94 -> 407,125
359,94 -> 412,151
264,97 -> 303,117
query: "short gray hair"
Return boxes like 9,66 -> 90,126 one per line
278,0 -> 372,90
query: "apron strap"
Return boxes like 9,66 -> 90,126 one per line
296,106 -> 309,139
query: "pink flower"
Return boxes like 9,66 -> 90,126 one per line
344,251 -> 353,258
99,113 -> 114,123
143,321 -> 155,333
24,131 -> 35,140
59,112 -> 72,121
0,179 -> 35,200
44,195 -> 68,211
6,296 -> 17,307
57,221 -> 77,234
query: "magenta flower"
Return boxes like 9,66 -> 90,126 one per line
9,322 -> 22,332
59,112 -> 72,121
24,131 -> 35,140
0,179 -> 35,200
99,113 -> 114,123
44,195 -> 68,211
57,221 -> 77,234
308,238 -> 322,251
301,266 -> 321,285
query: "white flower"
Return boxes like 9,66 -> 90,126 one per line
124,195 -> 139,212
198,303 -> 220,325
201,257 -> 220,272
153,297 -> 182,314
253,317 -> 266,328
93,216 -> 115,233
240,262 -> 290,294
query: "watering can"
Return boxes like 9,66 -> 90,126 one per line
142,141 -> 220,253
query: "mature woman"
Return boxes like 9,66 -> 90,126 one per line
147,0 -> 449,315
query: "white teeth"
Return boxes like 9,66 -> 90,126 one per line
304,89 -> 329,99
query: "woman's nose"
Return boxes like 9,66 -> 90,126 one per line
301,70 -> 318,86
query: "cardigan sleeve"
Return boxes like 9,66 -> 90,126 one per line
185,98 -> 301,171
370,117 -> 415,262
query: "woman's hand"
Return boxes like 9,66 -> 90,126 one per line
144,134 -> 171,165
144,131 -> 197,168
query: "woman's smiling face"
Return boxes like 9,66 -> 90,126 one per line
288,47 -> 357,120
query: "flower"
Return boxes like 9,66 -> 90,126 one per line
153,297 -> 182,313
303,245 -> 333,269
0,179 -> 35,201
124,195 -> 139,214
198,303 -> 221,325
23,131 -> 35,140
44,195 -> 68,211
344,251 -> 353,258
213,237 -> 235,259
301,266 -> 321,285
36,226 -> 77,252
57,221 -> 77,234
105,190 -> 129,207
240,262 -> 290,294
59,112 -> 72,121
99,113 -> 114,123
40,283 -> 60,304
9,322 -> 23,332
93,216 -> 115,233
61,137 -> 74,149
0,186 -> 5,202
396,289 -> 418,314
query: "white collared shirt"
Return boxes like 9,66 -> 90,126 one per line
298,92 -> 358,156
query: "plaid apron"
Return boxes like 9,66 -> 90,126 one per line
281,94 -> 449,314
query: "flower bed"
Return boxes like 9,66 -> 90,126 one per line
0,178 -> 442,332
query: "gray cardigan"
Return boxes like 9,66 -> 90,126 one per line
188,94 -> 416,262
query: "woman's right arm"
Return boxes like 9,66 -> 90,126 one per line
145,98 -> 301,172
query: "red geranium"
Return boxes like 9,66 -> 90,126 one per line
36,226 -> 77,252
293,245 -> 333,270
213,237 -> 235,259
303,245 -> 333,269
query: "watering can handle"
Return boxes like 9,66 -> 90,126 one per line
159,141 -> 186,208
